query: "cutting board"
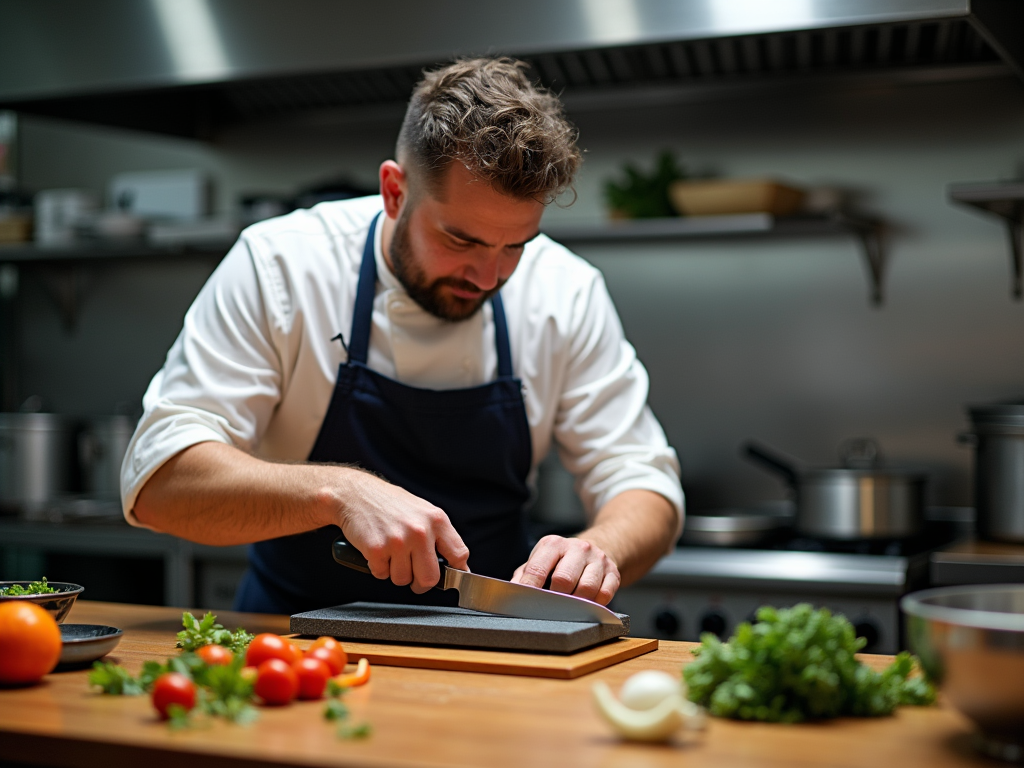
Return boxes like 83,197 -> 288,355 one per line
290,634 -> 658,679
291,602 -> 630,653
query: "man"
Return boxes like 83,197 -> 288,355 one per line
123,58 -> 683,615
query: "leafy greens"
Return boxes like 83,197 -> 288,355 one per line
176,611 -> 254,655
0,578 -> 58,596
683,603 -> 935,723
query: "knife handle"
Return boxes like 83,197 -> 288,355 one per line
331,538 -> 449,590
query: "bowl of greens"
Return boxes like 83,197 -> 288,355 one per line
0,579 -> 83,623
902,585 -> 1024,763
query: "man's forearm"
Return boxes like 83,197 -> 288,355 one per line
133,441 -> 346,546
133,441 -> 472,590
576,489 -> 678,587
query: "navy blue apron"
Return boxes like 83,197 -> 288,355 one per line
234,213 -> 533,614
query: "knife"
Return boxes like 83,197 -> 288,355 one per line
332,538 -> 623,627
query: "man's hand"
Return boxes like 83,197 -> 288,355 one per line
510,535 -> 620,605
337,471 -> 470,594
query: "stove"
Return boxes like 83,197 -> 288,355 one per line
611,520 -> 966,654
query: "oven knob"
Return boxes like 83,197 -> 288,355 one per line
700,611 -> 728,639
854,620 -> 880,652
653,610 -> 681,637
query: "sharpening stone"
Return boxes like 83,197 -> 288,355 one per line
290,602 -> 630,654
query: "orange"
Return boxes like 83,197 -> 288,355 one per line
0,602 -> 62,685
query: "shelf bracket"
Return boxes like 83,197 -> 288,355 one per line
1005,217 -> 1023,300
846,219 -> 885,307
948,182 -> 1024,301
40,265 -> 93,332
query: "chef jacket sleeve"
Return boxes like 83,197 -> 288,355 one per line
551,272 -> 684,547
120,236 -> 285,524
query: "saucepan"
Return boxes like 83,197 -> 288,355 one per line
742,438 -> 926,540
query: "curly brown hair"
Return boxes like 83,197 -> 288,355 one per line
397,58 -> 581,204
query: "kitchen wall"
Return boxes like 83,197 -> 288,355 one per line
11,74 -> 1024,516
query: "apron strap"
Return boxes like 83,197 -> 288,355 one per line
491,292 -> 513,379
347,213 -> 381,365
348,211 -> 514,378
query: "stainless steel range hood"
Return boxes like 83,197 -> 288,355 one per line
0,0 -> 1020,138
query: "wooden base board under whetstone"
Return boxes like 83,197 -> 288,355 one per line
290,602 -> 630,653
290,634 -> 659,679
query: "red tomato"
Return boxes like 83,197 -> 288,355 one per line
306,646 -> 344,676
254,658 -> 298,705
246,634 -> 299,668
196,644 -> 233,666
293,657 -> 330,700
151,672 -> 197,719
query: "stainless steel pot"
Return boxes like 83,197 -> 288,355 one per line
79,415 -> 134,500
743,439 -> 926,540
964,404 -> 1024,543
0,412 -> 78,513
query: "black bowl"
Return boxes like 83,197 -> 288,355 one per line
0,582 -> 84,624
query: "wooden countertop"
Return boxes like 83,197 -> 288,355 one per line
0,601 -> 986,768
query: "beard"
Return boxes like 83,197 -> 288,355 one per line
389,208 -> 503,322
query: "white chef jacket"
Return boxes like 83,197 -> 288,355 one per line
121,196 -> 684,541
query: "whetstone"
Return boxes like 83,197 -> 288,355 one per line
290,602 -> 630,654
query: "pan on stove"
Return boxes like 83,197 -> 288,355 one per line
742,438 -> 927,540
680,507 -> 792,547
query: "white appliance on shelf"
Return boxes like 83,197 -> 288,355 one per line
109,169 -> 208,221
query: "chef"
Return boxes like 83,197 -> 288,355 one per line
121,57 -> 684,615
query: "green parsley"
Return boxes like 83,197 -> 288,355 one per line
0,578 -> 58,596
323,699 -> 349,720
176,611 -> 254,655
88,662 -> 146,696
683,604 -> 936,723
338,723 -> 372,740
324,685 -> 370,740
90,652 -> 257,726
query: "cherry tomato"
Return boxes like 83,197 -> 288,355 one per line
309,636 -> 345,657
254,658 -> 298,705
306,646 -> 344,676
0,602 -> 62,685
246,634 -> 299,668
196,644 -> 233,666
293,657 -> 330,700
239,665 -> 258,684
308,637 -> 347,667
151,672 -> 197,719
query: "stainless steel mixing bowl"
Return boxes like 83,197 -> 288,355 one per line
901,585 -> 1024,763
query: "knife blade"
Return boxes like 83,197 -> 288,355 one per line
332,538 -> 623,627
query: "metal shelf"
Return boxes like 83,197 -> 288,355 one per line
543,212 -> 887,306
0,240 -> 232,331
0,518 -> 248,607
0,240 -> 233,264
949,181 -> 1024,299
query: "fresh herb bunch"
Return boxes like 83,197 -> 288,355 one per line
603,151 -> 685,219
177,611 -> 254,655
90,651 -> 257,725
683,604 -> 936,723
0,578 -> 58,596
